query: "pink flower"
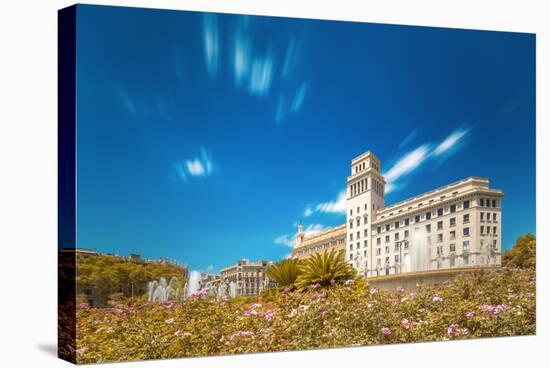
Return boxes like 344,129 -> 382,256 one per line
370,288 -> 378,295
264,310 -> 275,322
330,279 -> 336,286
466,311 -> 475,319
310,283 -> 321,289
230,331 -> 255,341
401,318 -> 411,330
447,323 -> 460,336
396,286 -> 405,293
432,294 -> 443,302
79,303 -> 90,310
345,279 -> 355,286
244,309 -> 258,316
319,307 -> 328,317
380,327 -> 391,336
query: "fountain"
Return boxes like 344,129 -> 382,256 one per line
405,226 -> 432,273
185,270 -> 201,298
229,281 -> 237,298
147,276 -> 179,302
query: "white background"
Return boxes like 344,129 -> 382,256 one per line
0,0 -> 547,366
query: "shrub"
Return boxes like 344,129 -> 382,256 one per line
295,249 -> 356,289
502,233 -> 536,269
267,258 -> 301,288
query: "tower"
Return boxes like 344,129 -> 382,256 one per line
346,151 -> 385,276
295,222 -> 305,247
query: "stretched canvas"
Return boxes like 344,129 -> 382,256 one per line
58,4 -> 536,364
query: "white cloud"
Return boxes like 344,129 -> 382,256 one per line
291,83 -> 307,113
248,56 -> 274,96
175,147 -> 214,183
275,234 -> 294,248
303,223 -> 327,235
186,159 -> 205,176
433,128 -> 469,156
383,145 -> 431,184
202,14 -> 220,78
308,190 -> 347,216
304,207 -> 314,217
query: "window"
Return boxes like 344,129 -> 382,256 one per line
450,243 -> 456,252
464,255 -> 469,265
463,240 -> 470,251
404,230 -> 409,238
437,221 -> 443,230
377,226 -> 381,234
415,215 -> 420,223
480,212 -> 484,221
426,224 -> 431,233
395,243 -> 400,251
349,244 -> 353,251
493,240 -> 497,249
405,218 -> 410,226
493,213 -> 497,222
365,204 -> 368,211
450,256 -> 455,267
386,224 -> 390,231
364,229 -> 368,237
437,233 -> 443,242
437,245 -> 443,256
395,221 -> 400,229
493,226 -> 497,234
350,209 -> 353,216
349,221 -> 353,229
426,211 -> 432,220
463,214 -> 470,223
356,219 -> 360,227
364,240 -> 368,248
357,206 -> 360,213
463,227 -> 470,236
450,217 -> 456,227
437,208 -> 443,217
480,226 -> 484,234
357,231 -> 360,239
450,204 -> 456,213
350,254 -> 353,260
357,242 -> 360,249
376,248 -> 381,255
385,246 -> 390,254
377,237 -> 381,245
463,200 -> 470,209
492,199 -> 497,207
480,198 -> 485,206
395,255 -> 400,263
350,234 -> 353,241
385,235 -> 390,243
395,233 -> 400,240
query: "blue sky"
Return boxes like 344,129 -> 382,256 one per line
75,5 -> 535,272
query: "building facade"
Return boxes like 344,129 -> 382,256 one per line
292,151 -> 503,277
292,224 -> 347,260
219,259 -> 276,296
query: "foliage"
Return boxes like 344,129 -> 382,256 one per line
295,249 -> 356,289
75,266 -> 535,364
76,254 -> 187,307
502,233 -> 536,269
267,258 -> 301,287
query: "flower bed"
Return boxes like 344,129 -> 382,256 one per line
74,267 -> 535,364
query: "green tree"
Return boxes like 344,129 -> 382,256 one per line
502,233 -> 536,269
267,258 -> 301,288
295,249 -> 356,288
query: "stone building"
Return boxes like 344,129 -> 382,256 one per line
219,259 -> 275,296
292,150 -> 503,277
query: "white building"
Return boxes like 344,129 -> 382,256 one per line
293,150 -> 503,277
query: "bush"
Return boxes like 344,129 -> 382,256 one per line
295,249 -> 356,289
267,258 -> 300,288
502,233 -> 536,269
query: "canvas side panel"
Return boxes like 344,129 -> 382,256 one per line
58,4 -> 77,364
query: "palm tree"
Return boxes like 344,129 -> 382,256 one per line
295,249 -> 356,289
266,258 -> 301,288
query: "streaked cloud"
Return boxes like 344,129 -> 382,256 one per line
306,190 -> 347,217
248,55 -> 274,96
399,129 -> 418,148
113,86 -> 138,115
291,83 -> 307,113
175,147 -> 215,183
384,128 -> 471,193
433,128 -> 470,156
275,234 -> 294,248
303,223 -> 328,235
384,145 -> 431,185
202,14 -> 220,78
303,207 -> 314,217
